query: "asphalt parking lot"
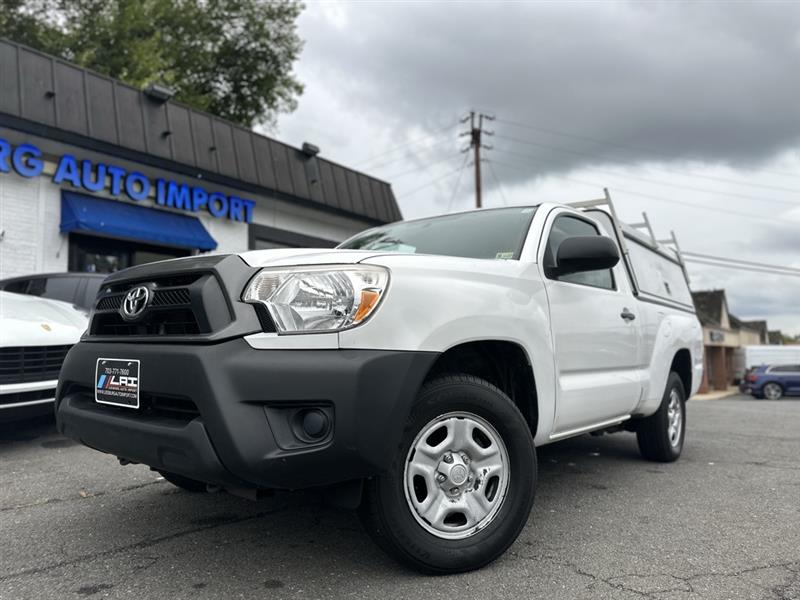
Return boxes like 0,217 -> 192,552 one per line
1,395 -> 798,600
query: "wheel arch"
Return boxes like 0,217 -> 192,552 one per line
671,348 -> 692,400
423,340 -> 540,439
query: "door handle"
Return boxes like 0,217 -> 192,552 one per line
620,308 -> 636,322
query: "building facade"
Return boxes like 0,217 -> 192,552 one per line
691,290 -> 766,392
0,40 -> 400,278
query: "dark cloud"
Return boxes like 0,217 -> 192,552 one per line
298,2 -> 800,182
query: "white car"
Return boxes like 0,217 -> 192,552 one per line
0,291 -> 88,422
56,199 -> 703,573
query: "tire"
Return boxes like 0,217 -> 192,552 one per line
636,372 -> 686,462
359,374 -> 537,574
762,382 -> 784,400
158,471 -> 208,492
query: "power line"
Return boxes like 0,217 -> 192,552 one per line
354,120 -> 460,168
685,258 -> 800,279
395,164 -> 466,199
363,137 -> 455,172
485,160 -> 509,206
446,153 -> 471,213
488,157 -> 778,224
493,117 -> 800,183
683,251 -> 800,274
492,140 -> 800,208
382,151 -> 464,180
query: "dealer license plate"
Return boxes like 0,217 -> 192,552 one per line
95,358 -> 140,409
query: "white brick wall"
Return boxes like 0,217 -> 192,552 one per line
0,172 -> 67,279
254,200 -> 370,243
199,212 -> 248,255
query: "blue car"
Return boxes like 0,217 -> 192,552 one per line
742,365 -> 800,399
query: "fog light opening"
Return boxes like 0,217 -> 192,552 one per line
301,409 -> 329,440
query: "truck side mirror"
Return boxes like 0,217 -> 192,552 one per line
553,236 -> 620,276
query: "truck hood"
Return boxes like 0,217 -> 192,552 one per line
0,291 -> 88,347
239,248 -> 385,268
238,248 -> 529,278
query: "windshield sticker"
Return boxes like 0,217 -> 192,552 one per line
496,251 -> 514,260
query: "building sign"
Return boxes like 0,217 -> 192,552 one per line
709,330 -> 725,343
0,137 -> 254,223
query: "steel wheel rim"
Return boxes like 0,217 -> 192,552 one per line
764,383 -> 782,400
666,389 -> 683,448
403,411 -> 510,540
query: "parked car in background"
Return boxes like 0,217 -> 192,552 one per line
0,272 -> 107,311
0,291 -> 88,422
733,345 -> 800,382
741,364 -> 800,399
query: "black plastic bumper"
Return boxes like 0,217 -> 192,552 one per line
56,339 -> 438,490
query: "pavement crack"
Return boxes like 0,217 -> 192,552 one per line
0,505 -> 288,583
0,480 -> 164,514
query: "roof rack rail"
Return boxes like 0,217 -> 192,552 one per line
568,188 -> 690,286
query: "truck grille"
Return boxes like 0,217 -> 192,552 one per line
0,345 -> 72,384
82,254 -> 264,342
90,274 -> 208,338
96,288 -> 192,312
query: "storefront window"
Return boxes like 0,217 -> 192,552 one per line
68,234 -> 190,273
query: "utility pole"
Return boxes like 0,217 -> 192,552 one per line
460,111 -> 494,209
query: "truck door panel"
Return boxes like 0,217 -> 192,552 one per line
540,212 -> 643,434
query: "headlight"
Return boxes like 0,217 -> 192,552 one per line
243,265 -> 389,333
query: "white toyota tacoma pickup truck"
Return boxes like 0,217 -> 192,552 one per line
56,199 -> 703,573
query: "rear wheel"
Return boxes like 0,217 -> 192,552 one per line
158,471 -> 207,492
359,374 -> 536,574
762,382 -> 784,400
636,372 -> 686,462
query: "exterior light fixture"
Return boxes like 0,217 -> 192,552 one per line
143,83 -> 175,103
302,142 -> 320,157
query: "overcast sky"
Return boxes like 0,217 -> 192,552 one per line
274,1 -> 800,335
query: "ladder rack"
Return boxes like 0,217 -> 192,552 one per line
568,188 -> 691,287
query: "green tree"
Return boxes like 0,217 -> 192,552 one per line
0,0 -> 304,127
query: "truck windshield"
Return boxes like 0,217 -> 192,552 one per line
338,206 -> 537,260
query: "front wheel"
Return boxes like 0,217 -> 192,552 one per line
635,372 -> 686,462
359,374 -> 536,574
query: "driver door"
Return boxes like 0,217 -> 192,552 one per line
540,211 -> 643,436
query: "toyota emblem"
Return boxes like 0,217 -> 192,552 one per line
120,286 -> 151,321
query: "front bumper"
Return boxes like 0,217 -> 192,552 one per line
0,380 -> 58,422
56,339 -> 437,490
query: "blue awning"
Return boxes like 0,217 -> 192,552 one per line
60,192 -> 217,251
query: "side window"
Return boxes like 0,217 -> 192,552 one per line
41,277 -> 81,304
544,215 -> 615,290
771,365 -> 800,373
82,278 -> 105,309
3,280 -> 30,294
27,278 -> 46,296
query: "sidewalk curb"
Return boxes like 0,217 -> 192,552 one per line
692,389 -> 741,401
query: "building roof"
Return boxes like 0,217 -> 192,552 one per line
768,330 -> 784,345
691,290 -> 727,328
0,38 -> 401,225
741,319 -> 769,343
